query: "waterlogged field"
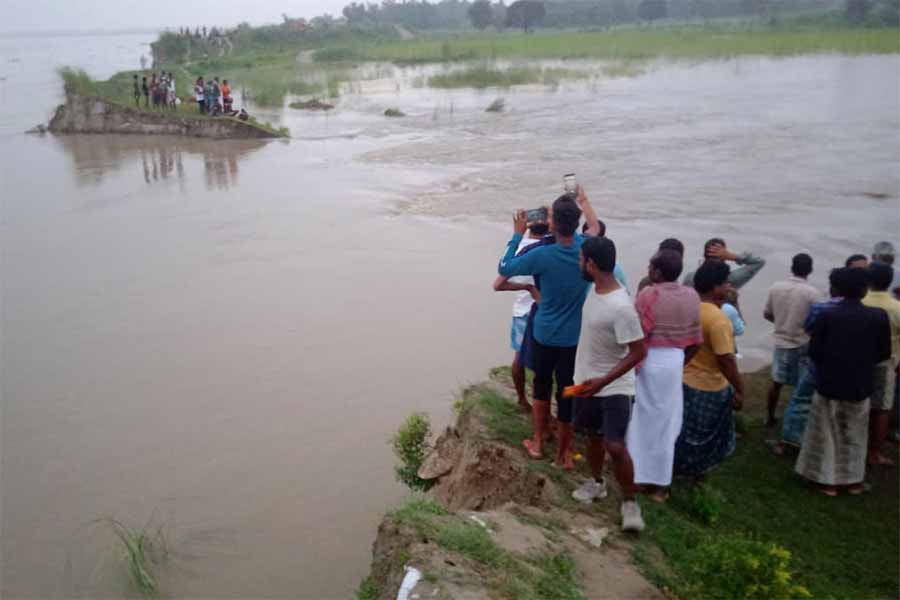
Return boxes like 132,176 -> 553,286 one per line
67,26 -> 899,112
318,26 -> 899,63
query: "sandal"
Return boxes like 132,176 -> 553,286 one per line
522,438 -> 543,460
651,490 -> 670,503
765,439 -> 786,456
818,486 -> 838,497
847,483 -> 872,496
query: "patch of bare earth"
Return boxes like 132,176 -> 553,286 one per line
361,376 -> 664,599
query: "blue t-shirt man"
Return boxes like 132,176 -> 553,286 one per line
500,233 -> 628,347
499,232 -> 590,347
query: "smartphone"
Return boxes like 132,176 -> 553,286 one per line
526,207 -> 548,223
563,173 -> 577,196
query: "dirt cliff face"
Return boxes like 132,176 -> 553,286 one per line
359,381 -> 664,600
48,94 -> 279,139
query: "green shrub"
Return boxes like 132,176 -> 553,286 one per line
391,413 -> 433,491
355,576 -> 379,600
686,534 -> 811,599
686,483 -> 725,526
58,67 -> 96,96
384,108 -> 406,117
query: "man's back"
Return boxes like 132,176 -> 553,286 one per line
498,233 -> 589,347
765,277 -> 821,348
809,301 -> 891,402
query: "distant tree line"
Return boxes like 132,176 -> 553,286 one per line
339,0 -> 897,30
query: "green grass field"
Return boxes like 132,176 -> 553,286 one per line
333,27 -> 899,64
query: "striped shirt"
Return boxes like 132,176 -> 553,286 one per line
635,282 -> 703,349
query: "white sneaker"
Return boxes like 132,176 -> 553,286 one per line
621,500 -> 645,532
572,478 -> 608,504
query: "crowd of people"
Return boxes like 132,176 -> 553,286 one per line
133,72 -> 178,111
494,187 -> 899,531
131,72 -> 249,122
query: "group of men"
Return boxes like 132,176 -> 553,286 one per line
765,244 -> 899,497
132,72 -> 249,121
495,189 -> 899,531
133,72 -> 177,110
194,76 -> 236,116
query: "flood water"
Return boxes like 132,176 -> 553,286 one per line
1,31 -> 898,598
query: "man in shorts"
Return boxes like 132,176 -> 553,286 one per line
498,186 -> 602,469
493,217 -> 548,412
764,253 -> 822,427
569,236 -> 647,532
862,262 -> 900,466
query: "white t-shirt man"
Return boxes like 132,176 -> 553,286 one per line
510,236 -> 542,317
574,287 -> 644,397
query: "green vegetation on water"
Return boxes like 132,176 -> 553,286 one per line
100,517 -> 168,598
477,368 -> 898,598
428,65 -> 590,89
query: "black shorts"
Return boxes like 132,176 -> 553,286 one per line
531,340 -> 577,423
574,394 -> 633,443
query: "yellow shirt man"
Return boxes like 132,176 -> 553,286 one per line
684,302 -> 735,391
863,290 -> 900,361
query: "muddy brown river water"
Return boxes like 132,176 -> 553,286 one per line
1,31 -> 898,598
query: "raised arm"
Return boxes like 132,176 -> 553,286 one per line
706,244 -> 766,290
729,252 -> 766,289
498,211 -> 542,277
575,185 -> 601,238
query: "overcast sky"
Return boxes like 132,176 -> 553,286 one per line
2,0 -> 352,33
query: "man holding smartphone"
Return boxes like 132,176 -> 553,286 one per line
498,184 -> 602,469
493,214 -> 548,413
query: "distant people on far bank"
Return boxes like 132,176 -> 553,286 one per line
763,253 -> 822,428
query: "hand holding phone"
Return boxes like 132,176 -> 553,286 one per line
526,207 -> 548,223
563,173 -> 577,197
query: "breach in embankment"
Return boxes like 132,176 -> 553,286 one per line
42,68 -> 286,139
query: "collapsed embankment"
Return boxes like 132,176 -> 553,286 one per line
358,379 -> 662,600
47,93 -> 280,139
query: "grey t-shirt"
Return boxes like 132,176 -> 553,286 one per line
574,286 -> 644,398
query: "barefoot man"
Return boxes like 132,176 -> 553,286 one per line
498,188 -> 601,469
493,217 -> 548,413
